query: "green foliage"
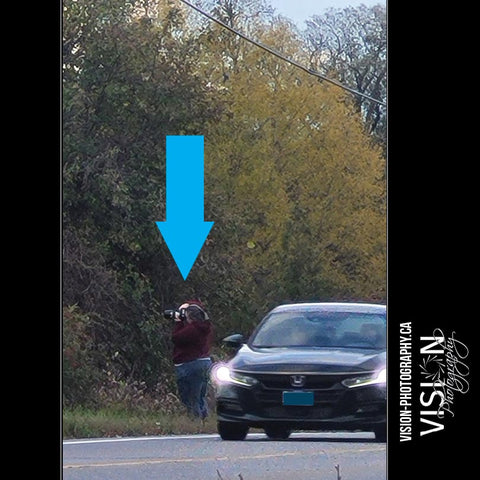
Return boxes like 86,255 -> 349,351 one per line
63,0 -> 386,409
63,0 -> 223,400
63,305 -> 102,407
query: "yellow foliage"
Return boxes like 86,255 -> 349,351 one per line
202,18 -> 386,302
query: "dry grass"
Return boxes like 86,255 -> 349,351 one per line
62,407 -> 218,439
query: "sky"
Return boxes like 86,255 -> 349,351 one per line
269,0 -> 386,26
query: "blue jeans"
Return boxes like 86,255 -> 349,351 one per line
175,358 -> 212,419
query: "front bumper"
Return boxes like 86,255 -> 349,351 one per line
215,380 -> 386,430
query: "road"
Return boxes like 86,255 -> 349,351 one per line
63,432 -> 386,480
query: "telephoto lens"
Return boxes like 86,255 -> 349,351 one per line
163,310 -> 176,320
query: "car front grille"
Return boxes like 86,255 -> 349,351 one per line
244,372 -> 375,419
254,373 -> 338,390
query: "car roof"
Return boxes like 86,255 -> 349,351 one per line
269,302 -> 386,314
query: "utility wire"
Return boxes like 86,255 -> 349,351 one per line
177,0 -> 386,107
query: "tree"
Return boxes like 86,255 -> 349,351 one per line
62,0 -> 386,407
304,4 -> 387,148
63,0 -> 223,398
198,9 -> 386,319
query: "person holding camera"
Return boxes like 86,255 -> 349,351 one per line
167,299 -> 213,419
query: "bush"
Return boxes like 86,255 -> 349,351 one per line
63,305 -> 103,407
96,372 -> 182,413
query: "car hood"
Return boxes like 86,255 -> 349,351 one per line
229,345 -> 386,373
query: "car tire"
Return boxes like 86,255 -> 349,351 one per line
373,424 -> 386,442
264,427 -> 292,440
217,421 -> 249,440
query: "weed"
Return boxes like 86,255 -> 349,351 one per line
62,407 -> 218,439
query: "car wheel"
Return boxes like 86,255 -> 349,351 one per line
217,421 -> 249,440
374,424 -> 386,442
264,427 -> 292,440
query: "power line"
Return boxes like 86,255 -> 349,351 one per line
177,0 -> 386,107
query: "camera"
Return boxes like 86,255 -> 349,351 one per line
163,308 -> 187,321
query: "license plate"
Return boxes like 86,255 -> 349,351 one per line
282,391 -> 314,406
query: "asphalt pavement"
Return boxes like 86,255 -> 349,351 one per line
63,432 -> 386,480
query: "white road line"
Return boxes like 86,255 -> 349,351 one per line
63,433 -> 222,445
63,431 -> 374,445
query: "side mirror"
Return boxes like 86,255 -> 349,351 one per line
222,333 -> 245,348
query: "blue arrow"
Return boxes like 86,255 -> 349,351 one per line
156,135 -> 214,280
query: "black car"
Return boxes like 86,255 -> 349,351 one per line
211,302 -> 386,441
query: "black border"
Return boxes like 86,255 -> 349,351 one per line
387,2 -> 475,476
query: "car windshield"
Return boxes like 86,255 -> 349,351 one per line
250,310 -> 386,349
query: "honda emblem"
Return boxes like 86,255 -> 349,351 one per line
290,375 -> 306,387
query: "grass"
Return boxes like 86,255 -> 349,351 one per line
63,407 -> 219,439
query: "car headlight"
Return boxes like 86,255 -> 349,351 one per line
212,364 -> 259,387
342,368 -> 387,388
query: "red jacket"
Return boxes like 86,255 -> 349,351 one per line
172,319 -> 213,365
